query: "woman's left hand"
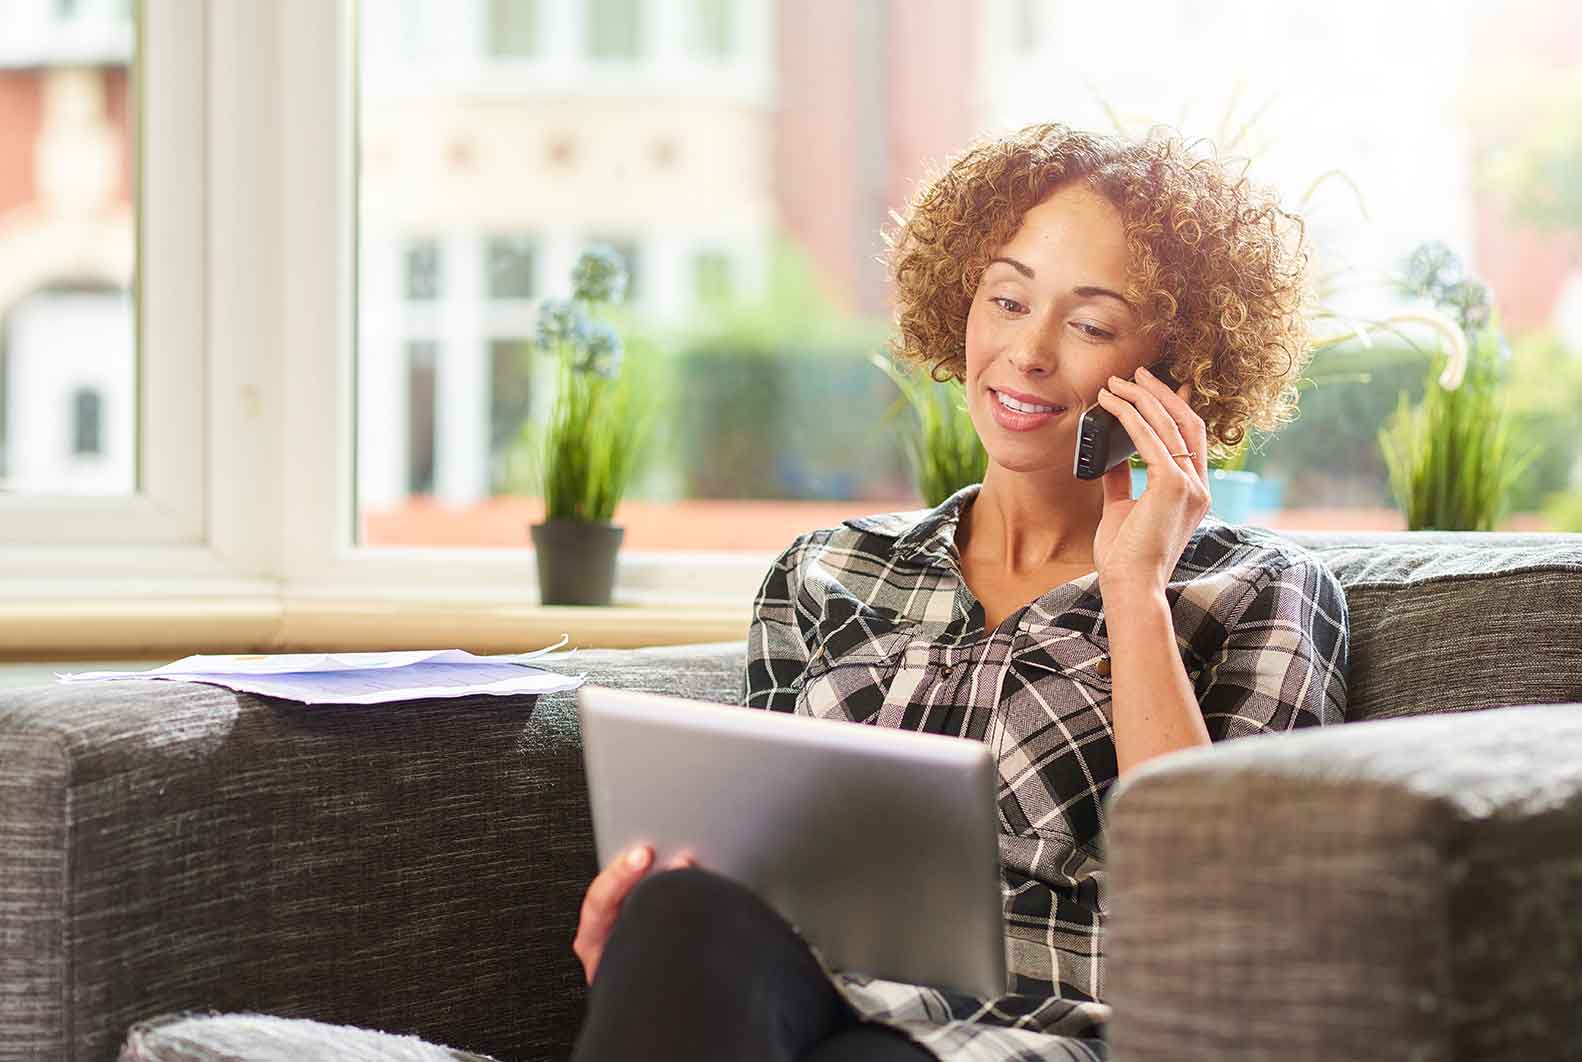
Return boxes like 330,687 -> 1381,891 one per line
1091,364 -> 1212,599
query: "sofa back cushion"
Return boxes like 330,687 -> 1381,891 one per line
1294,532 -> 1582,722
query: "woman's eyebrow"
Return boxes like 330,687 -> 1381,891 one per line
987,257 -> 1134,312
1073,285 -> 1136,312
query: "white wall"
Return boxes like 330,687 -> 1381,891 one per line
2,290 -> 134,494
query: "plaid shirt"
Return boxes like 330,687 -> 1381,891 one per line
740,483 -> 1349,1061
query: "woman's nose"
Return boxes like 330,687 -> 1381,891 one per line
1009,341 -> 1056,376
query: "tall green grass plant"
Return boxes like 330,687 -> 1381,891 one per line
1378,276 -> 1534,531
871,355 -> 987,507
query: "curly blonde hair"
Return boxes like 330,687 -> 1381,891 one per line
885,122 -> 1314,450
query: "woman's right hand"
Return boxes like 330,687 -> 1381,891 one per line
573,845 -> 695,985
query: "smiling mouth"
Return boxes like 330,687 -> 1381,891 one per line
990,389 -> 1066,415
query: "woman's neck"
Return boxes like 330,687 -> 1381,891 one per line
958,465 -> 1104,576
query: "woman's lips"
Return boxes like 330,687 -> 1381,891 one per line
988,388 -> 1066,432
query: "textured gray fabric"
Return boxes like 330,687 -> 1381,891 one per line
1103,703 -> 1582,1062
120,1013 -> 500,1062
1299,533 -> 1582,721
0,641 -> 743,1062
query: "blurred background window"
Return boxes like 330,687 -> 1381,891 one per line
587,0 -> 641,60
487,234 -> 539,300
0,0 -> 135,496
488,0 -> 540,58
694,0 -> 733,59
404,238 -> 442,301
71,385 -> 103,456
355,0 -> 1582,551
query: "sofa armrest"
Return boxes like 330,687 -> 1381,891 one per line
0,641 -> 745,1062
1103,704 -> 1582,1062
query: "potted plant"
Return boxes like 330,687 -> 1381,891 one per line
1378,243 -> 1534,530
525,246 -> 654,605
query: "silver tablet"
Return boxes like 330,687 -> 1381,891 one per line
576,685 -> 1007,999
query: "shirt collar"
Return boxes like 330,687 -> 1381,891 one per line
843,482 -> 1114,638
842,482 -> 982,570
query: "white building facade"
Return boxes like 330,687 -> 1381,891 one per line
355,0 -> 777,510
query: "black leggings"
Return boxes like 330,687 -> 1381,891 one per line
572,867 -> 933,1062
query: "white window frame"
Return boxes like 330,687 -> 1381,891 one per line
3,0 -> 777,619
271,0 -> 774,606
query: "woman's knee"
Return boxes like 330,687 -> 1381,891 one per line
619,866 -> 761,940
611,866 -> 783,962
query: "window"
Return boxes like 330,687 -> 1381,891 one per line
587,0 -> 640,60
0,18 -> 135,496
404,239 -> 442,301
487,235 -> 539,300
694,0 -> 732,59
71,387 -> 103,456
593,237 -> 641,303
3,0 -> 1577,653
487,0 -> 539,57
2,285 -> 134,494
406,341 -> 438,496
489,338 -> 535,493
1015,0 -> 1047,54
345,0 -> 1582,576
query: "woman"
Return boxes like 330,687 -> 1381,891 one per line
570,122 -> 1349,1061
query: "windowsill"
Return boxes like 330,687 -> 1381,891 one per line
0,592 -> 750,661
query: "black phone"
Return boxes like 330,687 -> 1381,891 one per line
1072,360 -> 1180,480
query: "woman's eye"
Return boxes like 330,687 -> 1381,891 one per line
990,296 -> 1025,314
1074,322 -> 1114,341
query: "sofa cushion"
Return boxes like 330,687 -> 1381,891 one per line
0,640 -> 745,1062
120,1013 -> 500,1062
1294,532 -> 1582,721
1104,701 -> 1582,1062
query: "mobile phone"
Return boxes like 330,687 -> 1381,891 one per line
1072,360 -> 1181,480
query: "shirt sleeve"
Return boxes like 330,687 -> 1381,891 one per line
1194,557 -> 1349,740
741,533 -> 814,712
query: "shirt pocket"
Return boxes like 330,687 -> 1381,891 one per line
994,627 -> 1115,847
793,622 -> 913,724
1000,626 -> 1205,846
1010,627 -> 1114,698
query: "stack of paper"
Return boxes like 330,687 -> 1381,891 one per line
55,639 -> 584,705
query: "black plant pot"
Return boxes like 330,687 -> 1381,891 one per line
530,519 -> 625,606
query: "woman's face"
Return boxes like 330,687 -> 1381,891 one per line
964,182 -> 1160,480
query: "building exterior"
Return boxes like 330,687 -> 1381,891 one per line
1,0 -> 1572,520
0,0 -> 134,495
356,0 -> 779,508
354,0 -> 982,511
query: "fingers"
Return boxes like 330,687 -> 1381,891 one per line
1105,372 -> 1191,464
1095,383 -> 1177,473
588,844 -> 653,918
1138,366 -> 1209,480
574,844 -> 653,979
573,845 -> 704,984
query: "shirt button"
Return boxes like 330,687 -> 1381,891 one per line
1095,656 -> 1112,677
941,664 -> 954,678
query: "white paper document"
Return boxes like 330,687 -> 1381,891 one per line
54,640 -> 585,705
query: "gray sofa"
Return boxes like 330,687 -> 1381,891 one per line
3,531 -> 1581,1062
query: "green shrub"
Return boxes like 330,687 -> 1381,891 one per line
1378,317 -> 1533,530
871,355 -> 987,507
